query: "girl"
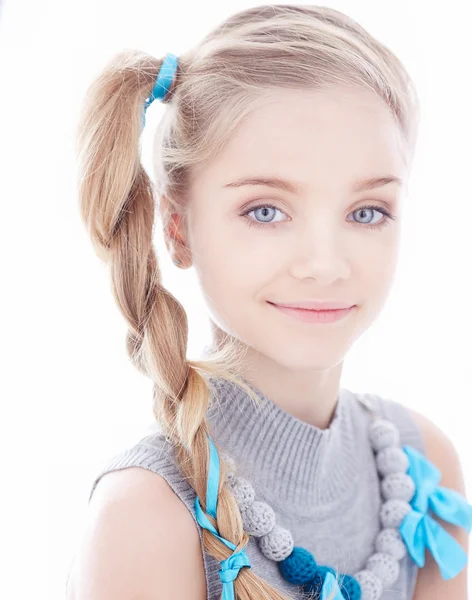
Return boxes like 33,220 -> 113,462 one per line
70,5 -> 471,600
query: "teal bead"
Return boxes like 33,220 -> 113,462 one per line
279,546 -> 318,585
339,573 -> 361,600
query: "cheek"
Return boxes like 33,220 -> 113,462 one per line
356,233 -> 399,311
190,209 -> 264,291
196,241 -> 262,318
190,225 -> 271,338
197,262 -> 257,342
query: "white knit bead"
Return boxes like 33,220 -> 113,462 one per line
228,476 -> 255,509
241,500 -> 276,537
380,499 -> 412,528
375,528 -> 407,561
369,418 -> 401,451
381,472 -> 416,502
259,524 -> 294,561
354,569 -> 383,600
376,446 -> 409,476
366,552 -> 400,587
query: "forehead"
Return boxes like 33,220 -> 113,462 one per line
198,87 -> 406,192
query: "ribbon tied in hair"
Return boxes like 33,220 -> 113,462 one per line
399,444 -> 472,579
142,52 -> 178,127
194,434 -> 251,600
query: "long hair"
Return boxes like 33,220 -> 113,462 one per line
75,5 -> 420,599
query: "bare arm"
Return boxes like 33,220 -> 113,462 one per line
409,408 -> 469,600
66,467 -> 207,600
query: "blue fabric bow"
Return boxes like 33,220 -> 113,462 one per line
195,434 -> 251,600
321,571 -> 346,600
399,444 -> 472,579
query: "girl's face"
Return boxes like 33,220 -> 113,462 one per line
181,87 -> 408,371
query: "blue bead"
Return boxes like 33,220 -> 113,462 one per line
339,573 -> 361,600
279,546 -> 318,585
303,565 -> 337,595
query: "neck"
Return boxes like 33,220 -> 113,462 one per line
209,331 -> 344,430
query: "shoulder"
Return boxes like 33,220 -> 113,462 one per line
360,390 -> 467,493
358,392 -> 470,596
68,466 -> 207,600
407,407 -> 467,497
88,431 -> 181,502
406,408 -> 469,598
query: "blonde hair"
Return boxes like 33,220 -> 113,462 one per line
76,5 -> 420,599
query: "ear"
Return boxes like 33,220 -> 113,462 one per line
159,195 -> 191,266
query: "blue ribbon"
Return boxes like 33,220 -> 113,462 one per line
399,444 -> 472,579
321,571 -> 346,600
194,434 -> 251,600
142,52 -> 178,127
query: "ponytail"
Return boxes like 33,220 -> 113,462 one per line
76,48 -> 300,600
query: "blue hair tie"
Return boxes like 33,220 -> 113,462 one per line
142,52 -> 178,127
195,434 -> 251,599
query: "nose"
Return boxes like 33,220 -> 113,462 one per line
288,222 -> 350,283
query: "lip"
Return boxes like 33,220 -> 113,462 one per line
268,302 -> 356,324
269,300 -> 355,310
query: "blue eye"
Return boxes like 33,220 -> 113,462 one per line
244,205 -> 287,226
241,203 -> 396,230
348,205 -> 395,230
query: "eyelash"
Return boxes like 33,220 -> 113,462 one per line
240,203 -> 396,231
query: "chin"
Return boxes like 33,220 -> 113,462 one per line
254,342 -> 350,372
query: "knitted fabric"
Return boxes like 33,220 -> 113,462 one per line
88,378 -> 426,600
355,570 -> 383,600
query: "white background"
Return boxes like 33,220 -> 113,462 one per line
0,0 -> 471,598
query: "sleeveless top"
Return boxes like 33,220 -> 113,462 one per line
88,377 -> 425,600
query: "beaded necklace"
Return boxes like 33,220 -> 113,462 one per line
143,56 -> 472,600
195,395 -> 472,600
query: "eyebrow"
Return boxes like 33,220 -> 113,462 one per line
222,175 -> 403,194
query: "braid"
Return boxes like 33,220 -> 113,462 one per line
76,50 -> 302,600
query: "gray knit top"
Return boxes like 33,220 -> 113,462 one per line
88,377 -> 425,600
